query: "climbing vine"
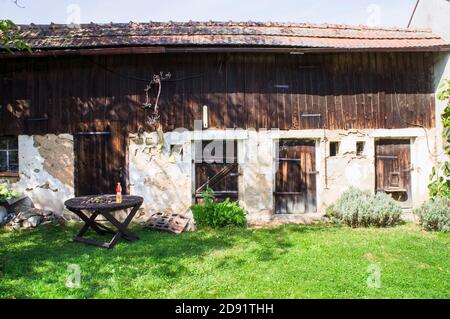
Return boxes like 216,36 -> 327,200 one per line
0,19 -> 30,53
142,72 -> 171,126
140,72 -> 171,153
428,79 -> 450,198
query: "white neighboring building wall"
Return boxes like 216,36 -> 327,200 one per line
409,0 -> 450,42
409,0 -> 450,164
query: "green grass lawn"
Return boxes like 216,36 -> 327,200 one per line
0,223 -> 448,299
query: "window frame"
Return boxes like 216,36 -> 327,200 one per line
329,141 -> 340,157
0,136 -> 19,177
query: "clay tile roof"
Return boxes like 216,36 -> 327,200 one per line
16,21 -> 450,51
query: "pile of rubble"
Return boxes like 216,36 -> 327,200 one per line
0,196 -> 62,230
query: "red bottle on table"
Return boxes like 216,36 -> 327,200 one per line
116,183 -> 123,204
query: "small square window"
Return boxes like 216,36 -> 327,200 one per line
170,144 -> 183,162
0,136 -> 19,173
329,142 -> 339,157
356,141 -> 365,156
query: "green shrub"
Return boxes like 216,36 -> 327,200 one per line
428,79 -> 450,198
326,187 -> 402,228
191,187 -> 247,228
0,183 -> 20,202
414,197 -> 450,232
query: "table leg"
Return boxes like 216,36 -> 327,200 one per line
68,202 -> 142,249
102,205 -> 141,242
70,209 -> 107,235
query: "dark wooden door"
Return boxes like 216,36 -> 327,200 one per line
195,140 -> 239,202
275,140 -> 317,214
74,122 -> 128,196
375,139 -> 412,207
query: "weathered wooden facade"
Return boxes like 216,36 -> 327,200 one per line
0,52 -> 437,135
0,22 -> 448,223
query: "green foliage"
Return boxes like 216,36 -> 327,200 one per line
326,187 -> 402,228
428,165 -> 450,198
0,183 -> 20,201
200,186 -> 215,203
429,79 -> 450,198
414,197 -> 450,232
191,187 -> 247,228
0,19 -> 30,53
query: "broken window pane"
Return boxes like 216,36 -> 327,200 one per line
9,138 -> 18,150
0,139 -> 8,149
0,136 -> 19,172
356,141 -> 365,156
0,151 -> 7,171
330,142 -> 339,157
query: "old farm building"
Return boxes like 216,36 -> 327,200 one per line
0,22 -> 449,224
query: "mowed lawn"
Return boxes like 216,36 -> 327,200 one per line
0,223 -> 448,299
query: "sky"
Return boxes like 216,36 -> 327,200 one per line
1,0 -> 417,27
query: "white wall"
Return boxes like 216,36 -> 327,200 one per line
0,135 -> 75,214
410,0 -> 450,164
128,128 -> 436,225
409,0 -> 450,42
0,128 -> 436,224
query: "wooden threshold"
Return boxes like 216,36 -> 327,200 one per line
0,172 -> 19,178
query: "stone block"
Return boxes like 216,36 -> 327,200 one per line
0,206 -> 7,224
28,215 -> 43,227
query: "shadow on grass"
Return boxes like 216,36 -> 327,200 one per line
0,222 -> 340,298
0,224 -> 240,297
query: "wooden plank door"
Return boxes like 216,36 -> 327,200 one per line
194,140 -> 239,202
74,121 -> 128,196
375,139 -> 412,207
275,140 -> 317,214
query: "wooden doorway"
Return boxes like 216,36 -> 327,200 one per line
275,140 -> 317,214
194,140 -> 239,203
74,121 -> 128,196
375,139 -> 412,207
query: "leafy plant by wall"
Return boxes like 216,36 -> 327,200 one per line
0,183 -> 20,202
429,79 -> 450,198
191,187 -> 247,228
326,187 -> 402,228
414,196 -> 449,232
0,19 -> 30,53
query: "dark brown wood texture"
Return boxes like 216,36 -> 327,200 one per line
64,194 -> 143,249
74,121 -> 128,196
375,139 -> 412,207
195,140 -> 239,202
275,140 -> 317,214
0,52 -> 435,135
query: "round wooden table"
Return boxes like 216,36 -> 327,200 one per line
65,195 -> 143,249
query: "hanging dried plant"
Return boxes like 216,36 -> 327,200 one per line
143,72 -> 171,126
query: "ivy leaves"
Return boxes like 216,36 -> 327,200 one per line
429,79 -> 450,198
0,19 -> 30,53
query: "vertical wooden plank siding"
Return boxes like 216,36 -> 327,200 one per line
0,52 -> 436,135
375,139 -> 412,207
275,140 -> 317,214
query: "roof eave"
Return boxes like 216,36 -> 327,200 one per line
1,44 -> 449,58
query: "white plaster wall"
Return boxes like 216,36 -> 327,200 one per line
410,0 -> 450,42
5,134 -> 75,214
319,130 -> 375,208
128,131 -> 192,217
273,128 -> 436,214
128,128 -> 436,224
410,0 -> 450,164
0,128 -> 436,224
240,129 -> 275,223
